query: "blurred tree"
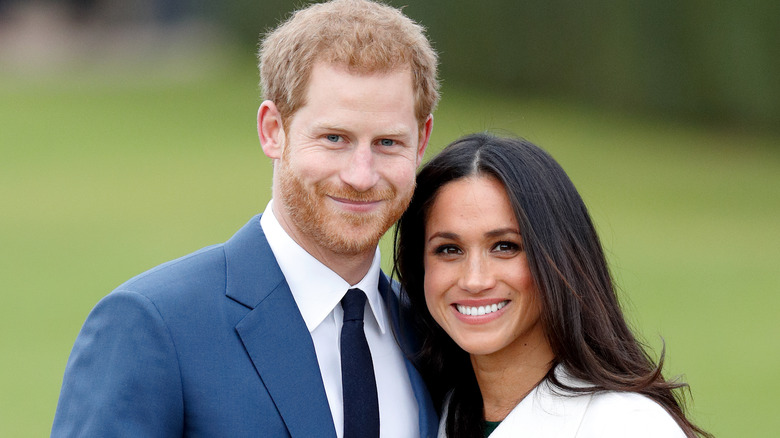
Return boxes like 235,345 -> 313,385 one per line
191,0 -> 779,130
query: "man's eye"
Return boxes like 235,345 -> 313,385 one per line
379,139 -> 395,146
326,134 -> 341,142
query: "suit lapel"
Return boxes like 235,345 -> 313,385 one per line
225,216 -> 337,438
379,274 -> 439,438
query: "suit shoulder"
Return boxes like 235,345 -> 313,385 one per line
113,243 -> 227,302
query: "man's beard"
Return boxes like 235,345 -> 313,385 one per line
277,163 -> 413,256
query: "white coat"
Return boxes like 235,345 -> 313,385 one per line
438,367 -> 686,438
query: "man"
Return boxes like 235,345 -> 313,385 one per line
51,0 -> 439,436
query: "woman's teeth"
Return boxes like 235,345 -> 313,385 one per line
456,300 -> 508,316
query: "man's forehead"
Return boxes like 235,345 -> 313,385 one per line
308,61 -> 413,83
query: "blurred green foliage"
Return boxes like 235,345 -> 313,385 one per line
2,54 -> 779,436
199,0 -> 780,129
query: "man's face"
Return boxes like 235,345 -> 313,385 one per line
270,62 -> 431,257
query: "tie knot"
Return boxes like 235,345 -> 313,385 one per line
342,288 -> 367,322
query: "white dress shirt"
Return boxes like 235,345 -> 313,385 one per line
260,200 -> 419,438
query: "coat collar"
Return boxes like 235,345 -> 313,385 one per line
490,366 -> 593,438
225,215 -> 337,438
437,366 -> 593,438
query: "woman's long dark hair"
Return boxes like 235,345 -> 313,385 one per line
394,133 -> 710,438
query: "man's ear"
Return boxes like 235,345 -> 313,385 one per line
416,114 -> 434,165
258,100 -> 284,159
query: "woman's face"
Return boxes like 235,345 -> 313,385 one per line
423,176 -> 550,362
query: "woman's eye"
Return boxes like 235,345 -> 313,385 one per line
494,241 -> 520,252
326,134 -> 341,142
435,245 -> 461,255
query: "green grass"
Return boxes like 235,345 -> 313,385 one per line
2,58 -> 778,437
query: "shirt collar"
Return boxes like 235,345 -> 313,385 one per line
260,200 -> 387,334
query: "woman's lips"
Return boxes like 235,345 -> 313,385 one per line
451,299 -> 510,324
455,300 -> 509,316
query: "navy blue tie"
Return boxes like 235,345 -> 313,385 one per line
340,288 -> 380,438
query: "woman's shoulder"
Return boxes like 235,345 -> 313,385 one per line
587,389 -> 671,411
579,391 -> 686,437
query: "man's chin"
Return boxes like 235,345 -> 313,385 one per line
318,227 -> 384,256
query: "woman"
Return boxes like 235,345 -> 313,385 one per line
394,133 -> 710,437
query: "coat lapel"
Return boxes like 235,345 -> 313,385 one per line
225,216 -> 337,438
379,274 -> 439,438
492,367 -> 593,437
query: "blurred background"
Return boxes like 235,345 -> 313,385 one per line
1,0 -> 778,436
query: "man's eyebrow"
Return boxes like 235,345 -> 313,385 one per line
310,123 -> 413,138
310,122 -> 349,132
378,127 -> 413,137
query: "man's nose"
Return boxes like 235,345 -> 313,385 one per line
340,144 -> 380,192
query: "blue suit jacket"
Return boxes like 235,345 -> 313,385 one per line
52,215 -> 437,437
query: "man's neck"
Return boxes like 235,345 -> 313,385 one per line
306,245 -> 376,286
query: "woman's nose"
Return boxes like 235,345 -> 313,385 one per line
458,255 -> 496,294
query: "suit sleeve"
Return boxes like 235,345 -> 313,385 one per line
51,290 -> 184,437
